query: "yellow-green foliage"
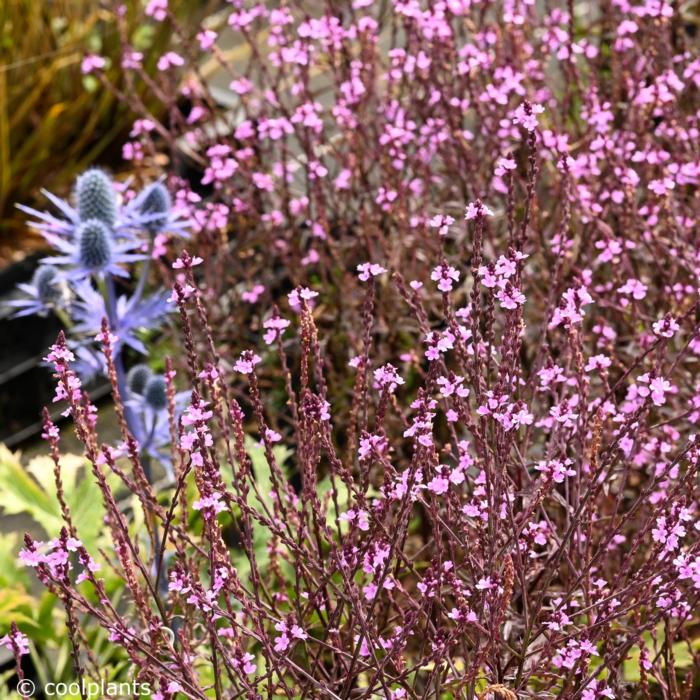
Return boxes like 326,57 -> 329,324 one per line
0,445 -> 133,694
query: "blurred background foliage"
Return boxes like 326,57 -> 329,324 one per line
0,0 -> 210,266
0,446 -> 131,697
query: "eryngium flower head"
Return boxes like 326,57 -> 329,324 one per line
76,169 -> 117,227
121,180 -> 191,238
32,266 -> 62,304
71,280 -> 172,353
5,266 -> 68,318
78,220 -> 113,271
144,375 -> 168,410
139,183 -> 172,234
127,364 -> 153,396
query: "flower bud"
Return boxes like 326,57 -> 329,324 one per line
76,169 -> 117,227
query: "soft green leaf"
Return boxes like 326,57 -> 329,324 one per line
0,446 -> 61,534
0,447 -> 106,552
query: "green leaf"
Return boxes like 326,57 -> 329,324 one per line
0,446 -> 61,534
0,533 -> 30,589
0,447 -> 106,552
623,625 -> 700,682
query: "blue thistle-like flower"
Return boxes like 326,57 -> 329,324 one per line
139,183 -> 172,234
33,267 -> 62,304
4,266 -> 68,318
71,279 -> 172,353
42,222 -> 144,280
78,219 -> 113,271
144,375 -> 168,410
127,364 -> 153,396
70,345 -> 107,383
76,169 -> 117,227
17,172 -> 191,245
121,180 -> 191,238
126,381 -> 191,482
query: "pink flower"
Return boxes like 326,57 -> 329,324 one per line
427,475 -> 449,495
157,51 -> 184,71
653,314 -> 680,338
193,492 -> 227,515
618,278 -> 647,300
288,287 -> 318,311
536,459 -> 576,483
428,214 -> 455,236
290,625 -> 308,640
495,157 -> 517,176
649,376 -> 673,405
233,351 -> 262,375
274,634 -> 290,653
585,354 -> 611,372
512,101 -> 545,131
496,284 -> 526,310
81,54 -> 106,74
18,548 -> 45,567
172,252 -> 203,269
263,315 -> 290,345
550,285 -> 593,327
229,77 -> 254,94
122,50 -> 143,69
145,0 -> 168,20
636,373 -> 675,406
45,342 -> 75,370
242,284 -> 265,304
649,177 -> 674,195
374,364 -> 404,393
476,577 -> 494,590
197,30 -> 217,50
0,628 -> 29,656
431,264 -> 460,292
357,262 -> 387,281
436,375 -> 469,398
465,200 -> 495,220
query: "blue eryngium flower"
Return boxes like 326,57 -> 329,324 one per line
71,279 -> 172,354
17,173 -> 188,244
126,373 -> 190,481
122,181 -> 191,238
70,345 -> 108,383
5,266 -> 69,318
79,220 -> 113,270
43,219 -> 145,279
127,364 -> 153,396
8,166 -> 191,483
16,172 -> 129,241
144,375 -> 168,410
139,183 -> 171,234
